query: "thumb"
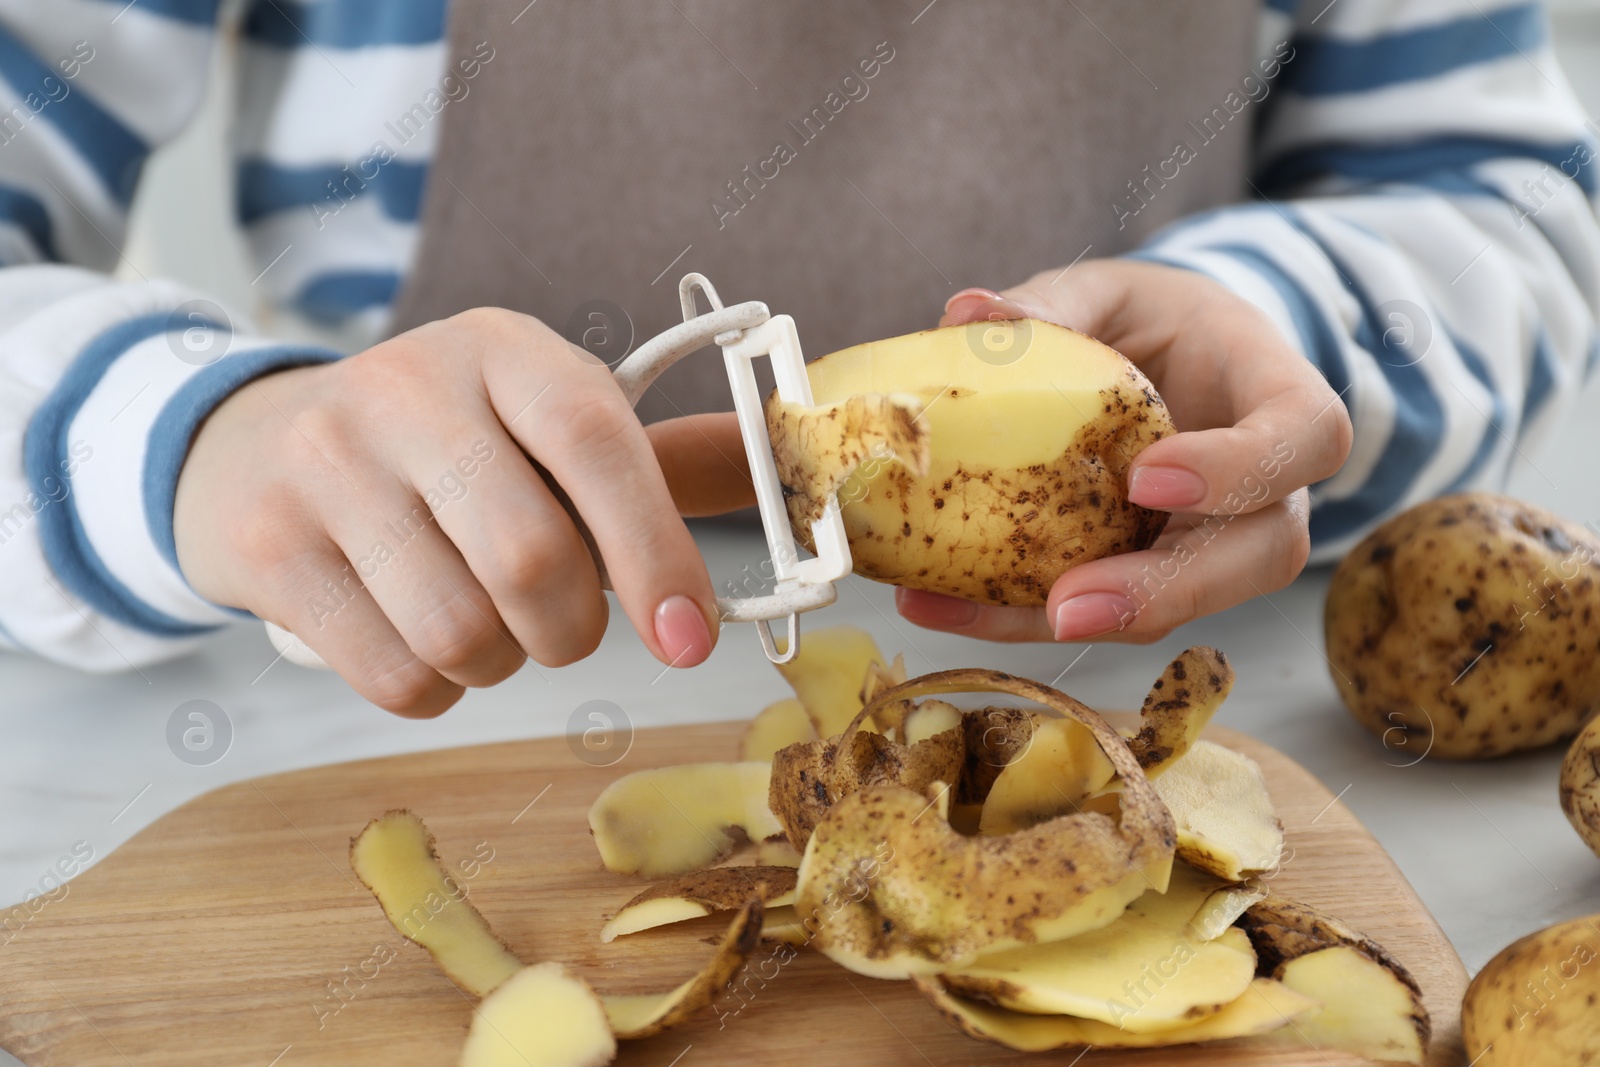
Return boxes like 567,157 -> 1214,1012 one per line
646,412 -> 756,517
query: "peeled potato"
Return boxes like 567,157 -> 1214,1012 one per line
1324,492 -> 1600,759
767,319 -> 1173,605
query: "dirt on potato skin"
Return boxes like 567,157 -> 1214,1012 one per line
1324,491 -> 1600,760
776,361 -> 1172,607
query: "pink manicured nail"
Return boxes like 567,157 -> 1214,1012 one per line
896,587 -> 980,628
1053,593 -> 1137,641
1128,466 -> 1208,510
654,595 -> 712,666
944,288 -> 1003,315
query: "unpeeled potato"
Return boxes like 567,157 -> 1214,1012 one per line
1560,713 -> 1600,859
1324,492 -> 1600,759
1462,911 -> 1600,1065
766,319 -> 1172,605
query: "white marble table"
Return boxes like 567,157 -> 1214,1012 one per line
2,515 -> 1597,1000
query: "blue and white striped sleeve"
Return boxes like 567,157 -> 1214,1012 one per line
1135,0 -> 1600,562
0,1 -> 341,669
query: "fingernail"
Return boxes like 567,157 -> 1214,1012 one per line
1053,593 -> 1137,641
654,595 -> 712,666
944,288 -> 1003,315
1128,465 -> 1208,510
896,587 -> 980,628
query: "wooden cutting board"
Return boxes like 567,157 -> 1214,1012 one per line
0,721 -> 1467,1066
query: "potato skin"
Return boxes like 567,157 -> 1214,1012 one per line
1324,493 -> 1600,760
1462,912 -> 1600,1065
1561,714 -> 1600,859
834,375 -> 1170,605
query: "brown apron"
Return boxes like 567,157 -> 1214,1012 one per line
391,0 -> 1259,426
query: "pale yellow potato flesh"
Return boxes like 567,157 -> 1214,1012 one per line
740,697 -> 816,763
760,904 -> 808,945
902,699 -> 962,745
915,975 -> 1318,1052
940,866 -> 1257,1032
1462,911 -> 1600,1067
768,320 -> 1172,605
599,866 -> 797,943
1191,883 -> 1267,941
600,898 -> 763,1039
588,761 -> 782,878
755,837 -> 803,867
763,392 -> 930,525
978,716 -> 1116,835
350,810 -> 522,998
599,898 -> 710,943
775,624 -> 888,737
1258,946 -> 1427,1064
1150,740 -> 1284,880
459,961 -> 615,1067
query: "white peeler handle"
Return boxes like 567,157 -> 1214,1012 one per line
265,274 -> 849,670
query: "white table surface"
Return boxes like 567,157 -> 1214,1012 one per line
4,509 -> 1599,992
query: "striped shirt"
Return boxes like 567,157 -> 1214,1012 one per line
0,0 -> 1595,668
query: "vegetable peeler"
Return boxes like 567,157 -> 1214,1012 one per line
263,273 -> 850,670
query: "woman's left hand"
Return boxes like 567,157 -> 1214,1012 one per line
895,259 -> 1353,644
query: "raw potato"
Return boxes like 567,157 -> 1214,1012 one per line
795,669 -> 1175,977
1462,911 -> 1600,1065
600,866 -> 797,942
1324,492 -> 1600,759
601,898 -> 764,1039
940,866 -> 1258,1031
766,320 -> 1173,605
1560,713 -> 1600,859
915,975 -> 1318,1051
774,624 -> 887,737
761,392 -> 930,526
769,724 -> 964,851
1238,895 -> 1429,1064
1151,740 -> 1284,880
350,810 -> 522,997
459,962 -> 616,1067
588,761 -> 782,877
741,697 -> 814,762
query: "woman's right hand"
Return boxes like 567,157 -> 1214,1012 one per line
173,307 -> 753,717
